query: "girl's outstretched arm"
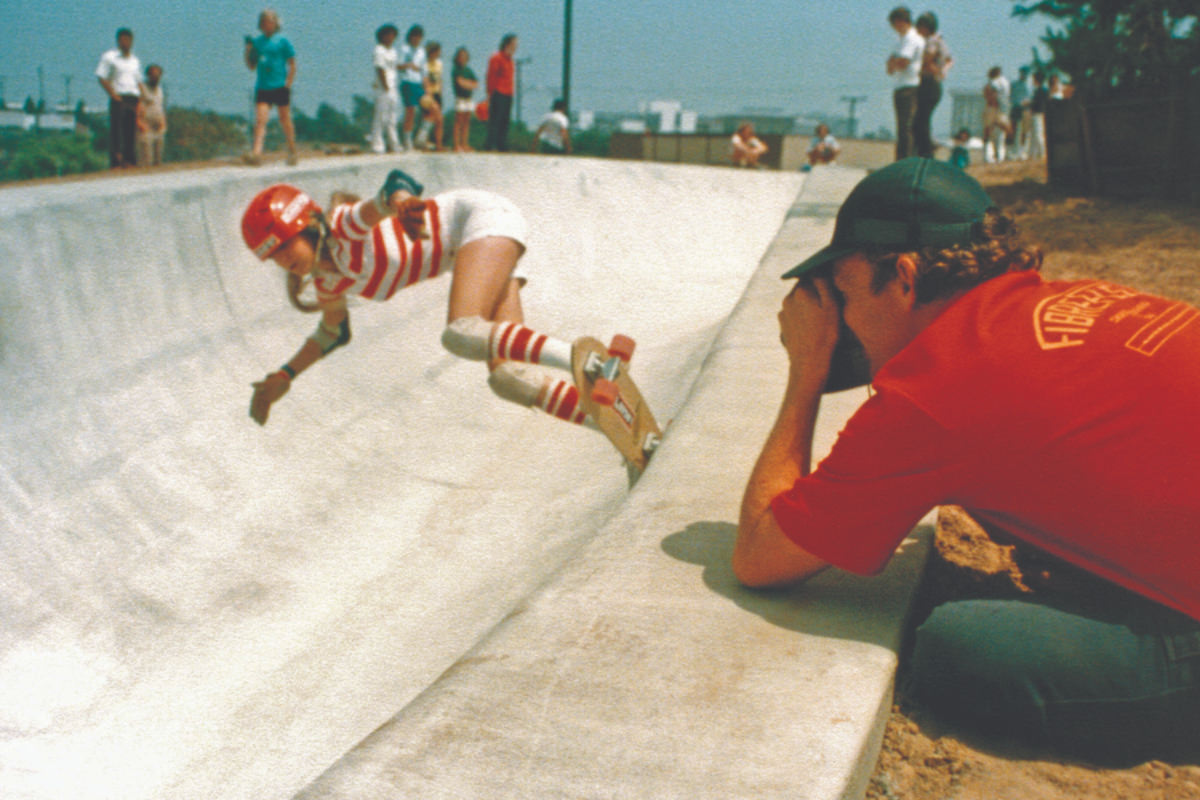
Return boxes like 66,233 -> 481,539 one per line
249,297 -> 349,425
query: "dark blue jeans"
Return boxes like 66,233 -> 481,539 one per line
911,593 -> 1200,764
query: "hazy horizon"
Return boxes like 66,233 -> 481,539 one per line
1,1 -> 1058,138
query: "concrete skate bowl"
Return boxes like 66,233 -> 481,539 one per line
0,155 -> 804,799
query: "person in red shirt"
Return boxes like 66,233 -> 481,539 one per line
484,33 -> 517,152
735,157 -> 1200,761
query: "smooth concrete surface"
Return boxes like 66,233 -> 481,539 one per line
0,156 -> 805,800
296,165 -> 933,800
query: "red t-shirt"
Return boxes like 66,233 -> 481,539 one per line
772,271 -> 1200,621
487,52 -> 514,96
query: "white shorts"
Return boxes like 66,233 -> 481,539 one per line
454,97 -> 475,114
440,189 -> 530,282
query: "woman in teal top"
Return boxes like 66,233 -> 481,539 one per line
243,9 -> 298,165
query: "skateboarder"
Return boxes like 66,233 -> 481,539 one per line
242,169 -> 589,428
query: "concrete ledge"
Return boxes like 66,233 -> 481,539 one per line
298,166 -> 933,800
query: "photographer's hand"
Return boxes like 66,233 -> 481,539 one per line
779,276 -> 840,391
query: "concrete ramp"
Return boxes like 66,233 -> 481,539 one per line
295,166 -> 933,800
0,156 -> 813,799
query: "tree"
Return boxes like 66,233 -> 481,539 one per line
1013,0 -> 1200,100
292,102 -> 367,145
164,108 -> 247,161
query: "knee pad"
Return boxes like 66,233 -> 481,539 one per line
487,362 -> 547,407
441,315 -> 493,361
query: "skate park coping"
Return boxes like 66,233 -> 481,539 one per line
0,155 -> 929,799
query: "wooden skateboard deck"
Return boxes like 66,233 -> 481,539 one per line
572,336 -> 661,472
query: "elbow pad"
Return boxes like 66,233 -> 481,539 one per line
310,317 -> 351,355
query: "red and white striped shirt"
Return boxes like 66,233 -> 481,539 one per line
314,197 -> 446,302
314,189 -> 528,304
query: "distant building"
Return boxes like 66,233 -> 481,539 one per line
950,91 -> 986,139
0,102 -> 80,132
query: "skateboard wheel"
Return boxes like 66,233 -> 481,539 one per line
591,378 -> 619,407
608,334 -> 635,362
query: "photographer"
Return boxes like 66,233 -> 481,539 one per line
734,157 -> 1200,761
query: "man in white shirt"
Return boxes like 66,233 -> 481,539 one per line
95,27 -> 142,168
885,7 -> 924,161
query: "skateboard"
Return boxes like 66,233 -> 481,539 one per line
572,335 -> 662,472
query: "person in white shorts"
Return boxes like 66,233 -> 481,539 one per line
450,47 -> 479,152
241,169 -> 594,429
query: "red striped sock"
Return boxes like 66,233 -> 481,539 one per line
490,322 -> 572,371
538,378 -> 589,425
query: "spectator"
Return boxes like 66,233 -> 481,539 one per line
136,63 -> 167,166
415,41 -> 445,151
1028,70 -> 1048,161
95,27 -> 141,168
730,122 -> 768,168
532,99 -> 571,155
369,24 -> 401,154
451,47 -> 478,152
484,33 -> 518,152
948,126 -> 970,168
1048,72 -> 1066,100
735,157 -> 1200,763
1010,65 -> 1033,159
982,66 -> 1012,163
807,123 -> 840,165
914,12 -> 952,159
397,25 -> 426,151
244,9 -> 298,166
886,6 -> 924,161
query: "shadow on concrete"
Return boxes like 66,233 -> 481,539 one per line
660,520 -> 929,651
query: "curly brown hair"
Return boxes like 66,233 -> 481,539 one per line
867,209 -> 1043,303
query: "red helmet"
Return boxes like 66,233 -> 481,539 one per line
241,184 -> 321,260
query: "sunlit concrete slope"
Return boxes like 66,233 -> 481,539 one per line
0,155 -> 804,800
297,166 -> 933,800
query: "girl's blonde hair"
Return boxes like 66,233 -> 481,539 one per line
285,191 -> 359,312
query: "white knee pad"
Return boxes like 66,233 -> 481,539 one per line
487,362 -> 547,407
441,315 -> 493,361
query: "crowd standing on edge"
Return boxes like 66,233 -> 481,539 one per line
91,10 -> 551,167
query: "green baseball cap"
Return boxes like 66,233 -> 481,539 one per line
782,157 -> 995,279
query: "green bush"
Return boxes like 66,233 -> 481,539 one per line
1,133 -> 107,181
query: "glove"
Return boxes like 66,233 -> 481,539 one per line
393,195 -> 429,240
249,371 -> 291,426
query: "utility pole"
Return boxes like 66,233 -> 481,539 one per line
515,57 -> 532,125
562,0 -> 573,113
62,74 -> 72,108
840,95 -> 867,139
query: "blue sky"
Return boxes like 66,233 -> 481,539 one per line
0,1 -> 1056,137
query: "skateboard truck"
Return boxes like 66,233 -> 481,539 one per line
588,335 -> 636,407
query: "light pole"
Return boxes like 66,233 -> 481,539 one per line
515,57 -> 532,125
840,95 -> 867,138
562,0 -> 573,113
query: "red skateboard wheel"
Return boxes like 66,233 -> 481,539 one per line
591,378 -> 618,407
608,334 -> 635,362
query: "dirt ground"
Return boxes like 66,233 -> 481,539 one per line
866,160 -> 1200,800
